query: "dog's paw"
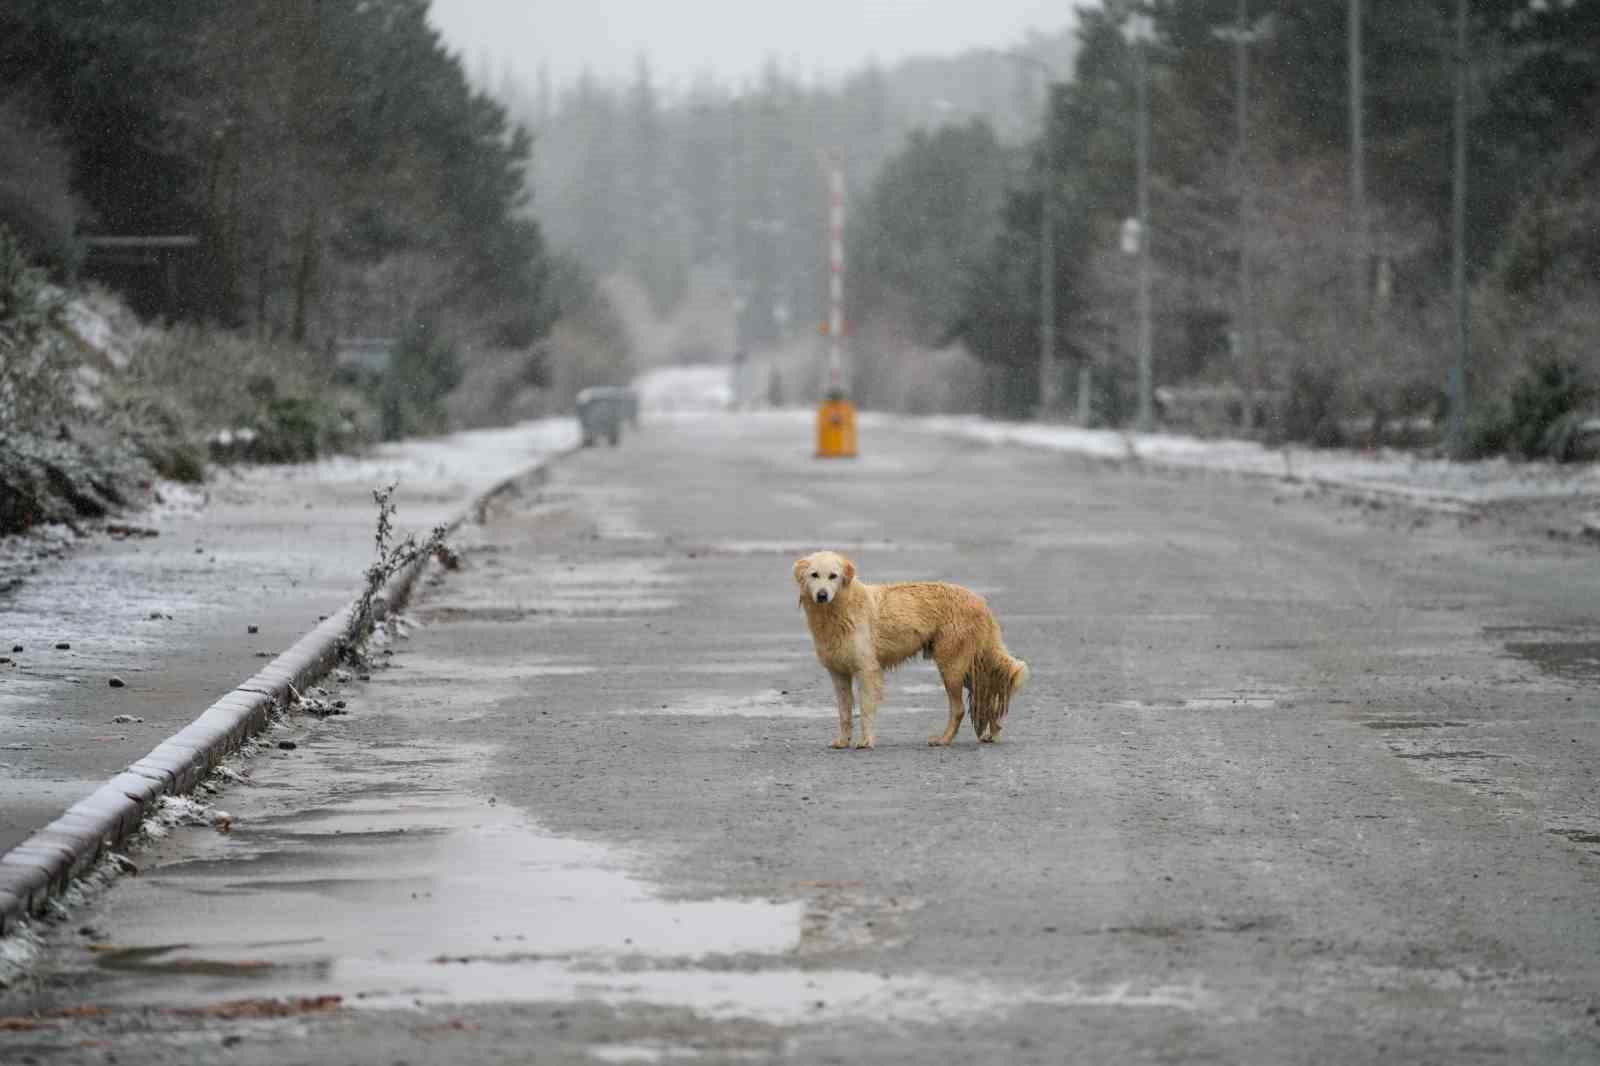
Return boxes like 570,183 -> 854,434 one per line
927,734 -> 952,747
852,736 -> 876,750
830,736 -> 852,750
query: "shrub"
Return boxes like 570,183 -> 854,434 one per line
0,431 -> 145,534
1507,356 -> 1592,459
380,319 -> 463,441
114,323 -> 374,464
0,225 -> 74,431
1274,363 -> 1346,447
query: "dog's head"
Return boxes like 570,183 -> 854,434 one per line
793,551 -> 854,606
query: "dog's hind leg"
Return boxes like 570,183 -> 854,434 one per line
929,671 -> 966,746
828,670 -> 855,750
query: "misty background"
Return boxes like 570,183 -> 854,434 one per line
1,0 -> 1597,473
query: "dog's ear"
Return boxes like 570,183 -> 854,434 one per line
792,556 -> 811,586
840,557 -> 855,586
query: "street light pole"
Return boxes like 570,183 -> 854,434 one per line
1448,0 -> 1470,456
1235,0 -> 1255,433
1039,102 -> 1059,416
1133,19 -> 1154,433
1349,0 -> 1367,314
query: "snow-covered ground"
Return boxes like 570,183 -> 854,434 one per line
906,415 -> 1600,507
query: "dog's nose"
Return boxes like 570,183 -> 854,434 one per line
816,590 -> 829,603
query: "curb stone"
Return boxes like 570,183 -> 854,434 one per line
0,456 -> 562,936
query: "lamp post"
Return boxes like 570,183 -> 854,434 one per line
1217,0 -> 1258,432
1000,51 -> 1062,418
1447,0 -> 1470,456
1127,13 -> 1155,433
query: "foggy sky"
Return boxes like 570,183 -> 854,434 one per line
428,0 -> 1071,90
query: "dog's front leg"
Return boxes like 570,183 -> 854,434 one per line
929,674 -> 965,746
855,666 -> 883,749
829,670 -> 855,749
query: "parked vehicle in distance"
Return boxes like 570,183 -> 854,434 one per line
575,386 -> 636,446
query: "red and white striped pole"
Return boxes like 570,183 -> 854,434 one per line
815,148 -> 856,457
825,150 -> 847,395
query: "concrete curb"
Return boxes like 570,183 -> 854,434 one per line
0,455 -> 563,936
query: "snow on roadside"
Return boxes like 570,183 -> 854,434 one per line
246,417 -> 579,495
619,361 -> 1596,507
634,365 -> 732,414
906,415 -> 1600,505
0,921 -> 41,989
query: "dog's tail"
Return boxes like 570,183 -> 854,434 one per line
969,647 -> 1028,740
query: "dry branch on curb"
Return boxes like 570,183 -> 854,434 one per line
340,482 -> 457,661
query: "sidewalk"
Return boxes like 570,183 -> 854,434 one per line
0,419 -> 575,859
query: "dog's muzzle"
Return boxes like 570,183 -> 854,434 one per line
815,590 -> 829,604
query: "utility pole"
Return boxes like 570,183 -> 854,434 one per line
1235,0 -> 1255,433
1349,0 -> 1366,313
815,148 -> 857,458
1134,18 -> 1153,433
1039,116 -> 1059,416
1448,0 -> 1470,456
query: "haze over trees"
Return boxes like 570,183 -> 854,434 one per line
504,1 -> 1594,453
1,0 -> 1594,458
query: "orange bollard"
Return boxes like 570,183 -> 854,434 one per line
815,395 -> 858,458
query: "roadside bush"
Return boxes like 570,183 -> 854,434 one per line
1507,356 -> 1593,459
0,431 -> 145,534
1460,356 -> 1595,461
0,224 -> 74,431
1273,363 -> 1346,448
380,319 -> 463,441
100,386 -> 207,483
115,324 -> 374,463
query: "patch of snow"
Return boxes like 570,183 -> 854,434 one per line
143,479 -> 209,521
0,921 -> 41,989
633,365 -> 732,414
903,415 -> 1600,504
62,288 -> 147,372
142,794 -> 216,840
249,417 -> 578,495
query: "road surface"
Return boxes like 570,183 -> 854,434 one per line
3,412 -> 1598,1064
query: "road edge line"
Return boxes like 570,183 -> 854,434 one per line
0,452 -> 568,935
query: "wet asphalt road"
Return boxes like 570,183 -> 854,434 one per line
3,411 -> 1599,1064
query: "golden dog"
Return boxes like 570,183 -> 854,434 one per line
793,550 -> 1028,749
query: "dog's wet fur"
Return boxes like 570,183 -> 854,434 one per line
794,551 -> 1028,749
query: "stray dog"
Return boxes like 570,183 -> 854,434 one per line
793,551 -> 1028,749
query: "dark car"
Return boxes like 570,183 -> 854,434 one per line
575,386 -> 636,446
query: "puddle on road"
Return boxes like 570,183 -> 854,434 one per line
88,754 -> 804,1007
76,732 -> 1207,1027
1502,641 -> 1600,684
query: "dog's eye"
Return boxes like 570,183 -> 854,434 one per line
829,573 -> 837,579
810,572 -> 818,578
